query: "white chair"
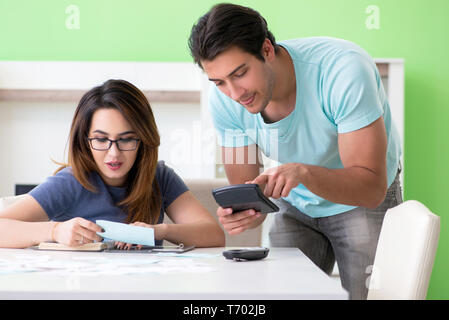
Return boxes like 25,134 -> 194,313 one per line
367,200 -> 440,300
0,194 -> 27,210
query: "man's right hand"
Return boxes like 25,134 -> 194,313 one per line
216,206 -> 265,235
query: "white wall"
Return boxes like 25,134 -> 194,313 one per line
153,102 -> 215,180
0,101 -> 205,197
0,101 -> 73,196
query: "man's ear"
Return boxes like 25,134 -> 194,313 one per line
261,38 -> 276,62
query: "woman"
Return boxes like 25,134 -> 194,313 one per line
0,79 -> 225,249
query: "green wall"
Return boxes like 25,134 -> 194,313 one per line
1,0 -> 448,298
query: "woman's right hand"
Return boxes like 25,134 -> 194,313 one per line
53,217 -> 103,246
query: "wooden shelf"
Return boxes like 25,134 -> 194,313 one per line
376,63 -> 388,77
0,62 -> 388,103
0,89 -> 200,103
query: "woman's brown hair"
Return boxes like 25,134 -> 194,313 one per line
56,79 -> 161,224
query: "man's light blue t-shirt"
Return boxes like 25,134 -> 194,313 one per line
209,37 -> 402,218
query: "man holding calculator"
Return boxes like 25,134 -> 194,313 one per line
188,3 -> 402,300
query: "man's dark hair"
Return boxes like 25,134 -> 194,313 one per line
188,3 -> 279,68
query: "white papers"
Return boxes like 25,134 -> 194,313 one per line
96,220 -> 155,246
138,258 -> 215,274
154,252 -> 221,258
0,252 -> 216,276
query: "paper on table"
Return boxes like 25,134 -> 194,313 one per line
0,253 -> 216,276
0,255 -> 161,276
96,220 -> 155,246
154,252 -> 221,258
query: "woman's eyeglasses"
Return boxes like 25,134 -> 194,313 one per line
87,137 -> 140,151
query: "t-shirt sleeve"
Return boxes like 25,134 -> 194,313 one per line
28,168 -> 81,220
323,52 -> 384,133
156,161 -> 189,211
208,85 -> 251,148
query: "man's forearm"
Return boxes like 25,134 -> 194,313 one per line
299,163 -> 387,209
224,163 -> 262,185
222,145 -> 263,185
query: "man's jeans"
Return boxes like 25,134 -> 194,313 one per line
268,171 -> 403,300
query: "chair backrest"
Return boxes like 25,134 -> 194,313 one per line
164,179 -> 263,247
367,200 -> 440,300
0,194 -> 27,210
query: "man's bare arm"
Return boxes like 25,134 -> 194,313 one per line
222,144 -> 263,184
251,117 -> 388,209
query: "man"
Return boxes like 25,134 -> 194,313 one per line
188,3 -> 402,299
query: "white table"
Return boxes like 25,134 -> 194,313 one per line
0,247 -> 347,300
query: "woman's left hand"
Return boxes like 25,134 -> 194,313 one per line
114,222 -> 168,250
